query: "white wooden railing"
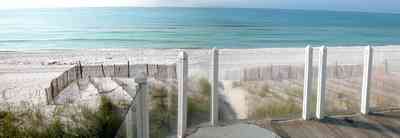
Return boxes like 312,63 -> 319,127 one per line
131,46 -> 376,138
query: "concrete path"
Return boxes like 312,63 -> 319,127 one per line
187,124 -> 281,138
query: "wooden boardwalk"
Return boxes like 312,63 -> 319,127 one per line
262,111 -> 400,138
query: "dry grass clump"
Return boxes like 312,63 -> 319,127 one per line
285,86 -> 303,98
249,98 -> 301,119
235,81 -> 274,98
324,91 -> 359,115
149,84 -> 176,138
373,95 -> 397,109
247,85 -> 304,119
187,78 -> 211,126
148,78 -> 211,137
0,106 -> 68,137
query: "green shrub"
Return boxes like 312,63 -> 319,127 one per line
94,96 -> 121,137
0,111 -> 19,137
46,117 -> 65,137
198,78 -> 211,97
187,78 -> 210,126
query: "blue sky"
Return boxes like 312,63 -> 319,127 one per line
1,0 -> 399,13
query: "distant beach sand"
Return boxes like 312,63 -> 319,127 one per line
1,46 -> 400,118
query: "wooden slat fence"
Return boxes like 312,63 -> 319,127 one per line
45,63 -> 177,105
237,64 -> 363,81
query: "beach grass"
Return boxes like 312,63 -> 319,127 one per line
248,86 -> 304,119
0,96 -> 123,138
249,97 -> 301,119
150,85 -> 173,138
148,77 -> 211,137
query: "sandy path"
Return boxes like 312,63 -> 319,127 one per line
221,81 -> 249,119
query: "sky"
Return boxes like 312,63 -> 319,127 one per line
0,0 -> 399,13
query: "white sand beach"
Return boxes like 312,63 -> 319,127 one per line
1,46 -> 400,119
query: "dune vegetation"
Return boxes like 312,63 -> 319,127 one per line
0,96 -> 123,138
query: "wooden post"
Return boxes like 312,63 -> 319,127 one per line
270,64 -> 274,80
361,46 -> 373,114
146,64 -> 149,76
303,45 -> 313,120
45,88 -> 52,105
66,70 -> 69,83
316,46 -> 327,119
101,64 -> 106,77
210,48 -> 219,126
384,59 -> 388,74
55,78 -> 59,96
75,65 -> 79,80
79,61 -> 83,79
288,65 -> 292,79
335,61 -> 338,78
113,64 -> 116,77
177,51 -> 188,138
128,61 -> 130,78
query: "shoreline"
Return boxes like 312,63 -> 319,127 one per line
1,44 -> 400,52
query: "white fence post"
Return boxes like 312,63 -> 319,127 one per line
135,74 -> 149,138
177,51 -> 188,138
361,46 -> 373,114
316,46 -> 327,119
303,45 -> 313,120
210,48 -> 219,126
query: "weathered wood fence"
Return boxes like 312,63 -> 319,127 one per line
45,63 -> 177,105
237,64 -> 363,81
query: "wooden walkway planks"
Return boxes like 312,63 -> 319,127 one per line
269,111 -> 400,138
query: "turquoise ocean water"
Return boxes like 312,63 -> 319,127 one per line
1,7 -> 400,49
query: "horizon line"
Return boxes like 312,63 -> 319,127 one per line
0,6 -> 399,15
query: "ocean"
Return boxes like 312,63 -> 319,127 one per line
1,7 -> 400,49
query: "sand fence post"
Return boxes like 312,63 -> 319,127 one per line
78,61 -> 83,79
361,46 -> 373,114
316,46 -> 327,119
177,51 -> 188,138
128,61 -> 130,78
335,61 -> 338,78
210,48 -> 219,126
303,45 -> 313,120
